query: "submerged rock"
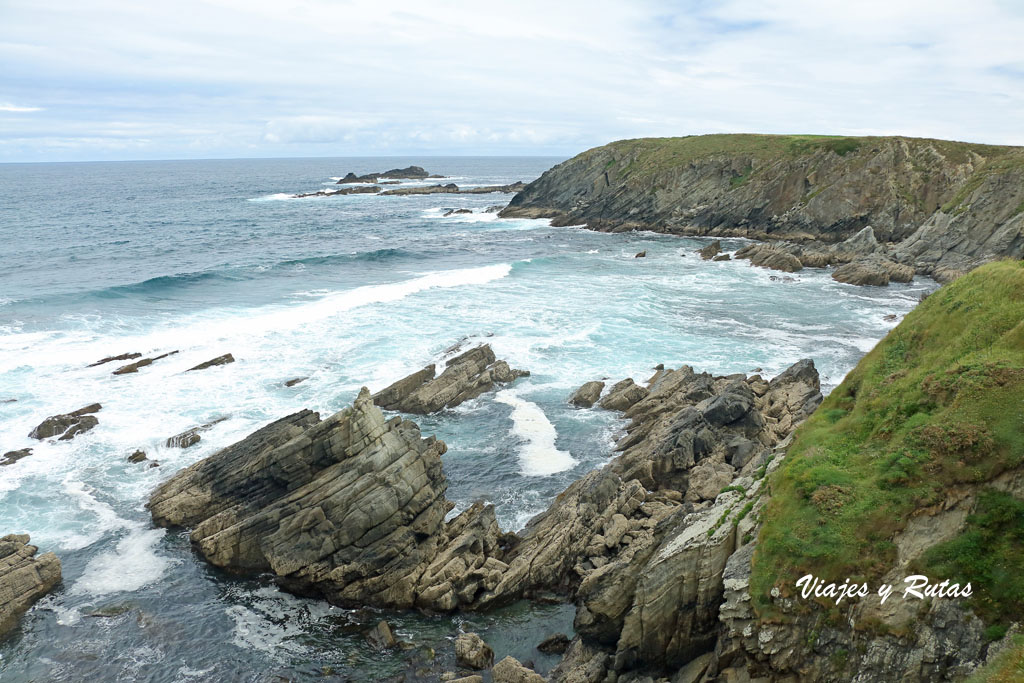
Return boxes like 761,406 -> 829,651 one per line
294,185 -> 380,198
372,345 -> 528,414
1,448 -> 33,467
165,416 -> 228,449
127,450 -> 148,464
455,632 -> 494,669
28,403 -> 101,441
634,251 -> 646,258
0,534 -> 62,638
113,350 -> 179,375
365,620 -> 397,649
537,632 -> 571,654
698,240 -> 721,260
284,377 -> 308,387
187,353 -> 234,371
443,208 -> 473,216
87,352 -> 141,367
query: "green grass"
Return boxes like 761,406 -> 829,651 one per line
581,134 -> 1022,187
967,635 -> 1024,683
751,261 -> 1024,619
916,489 -> 1024,628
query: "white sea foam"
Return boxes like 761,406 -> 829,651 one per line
247,193 -> 293,202
494,390 -> 577,476
71,526 -> 172,596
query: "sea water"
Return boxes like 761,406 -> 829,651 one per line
0,157 -> 934,681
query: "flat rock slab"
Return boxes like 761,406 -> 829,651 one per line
113,351 -> 178,375
187,353 -> 235,371
88,352 -> 141,367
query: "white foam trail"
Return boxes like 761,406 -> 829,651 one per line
71,526 -> 172,596
494,390 -> 577,476
247,193 -> 293,202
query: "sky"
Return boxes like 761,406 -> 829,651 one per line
1,0 -> 1023,162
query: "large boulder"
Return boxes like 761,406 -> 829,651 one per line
569,381 -> 605,408
598,379 -> 649,412
0,534 -> 62,638
491,656 -> 545,683
832,254 -> 915,286
455,632 -> 494,669
698,240 -> 722,260
28,403 -> 101,441
372,345 -> 528,414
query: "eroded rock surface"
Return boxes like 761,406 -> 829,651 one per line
372,345 -> 528,414
0,534 -> 62,638
28,403 -> 101,441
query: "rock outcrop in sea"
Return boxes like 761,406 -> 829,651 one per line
28,403 -> 101,441
372,344 -> 529,414
500,134 -> 1024,283
0,534 -> 61,639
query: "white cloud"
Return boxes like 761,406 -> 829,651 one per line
0,0 -> 1022,160
0,103 -> 43,113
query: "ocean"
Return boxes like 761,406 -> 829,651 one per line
0,157 -> 935,681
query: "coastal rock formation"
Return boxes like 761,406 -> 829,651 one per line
492,656 -> 545,683
187,353 -> 235,371
381,182 -> 526,196
87,352 -> 141,367
1,449 -> 33,466
698,240 -> 722,260
500,134 -> 1024,281
569,381 -> 604,408
113,350 -> 178,375
336,166 -> 432,183
443,208 -> 473,216
294,185 -> 381,198
28,403 -> 101,440
149,390 -> 514,611
455,632 -> 494,669
734,243 -> 802,273
832,254 -> 915,286
0,534 -> 62,638
372,345 -> 528,414
597,379 -> 648,411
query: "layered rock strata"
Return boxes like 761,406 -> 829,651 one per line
0,534 -> 62,638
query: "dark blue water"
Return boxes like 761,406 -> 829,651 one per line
0,157 -> 934,681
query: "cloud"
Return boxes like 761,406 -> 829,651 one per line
0,103 -> 43,113
0,0 -> 1022,161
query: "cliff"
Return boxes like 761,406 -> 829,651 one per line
501,134 -> 1024,280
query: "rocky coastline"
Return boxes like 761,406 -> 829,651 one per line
499,134 -> 1024,284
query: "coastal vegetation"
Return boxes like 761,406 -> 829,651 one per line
753,261 -> 1024,627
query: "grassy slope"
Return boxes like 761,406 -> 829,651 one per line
587,133 -> 1021,177
968,635 -> 1024,682
752,260 -> 1024,625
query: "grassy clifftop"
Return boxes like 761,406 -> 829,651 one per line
753,260 -> 1024,625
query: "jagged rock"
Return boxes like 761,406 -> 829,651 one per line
87,352 -> 141,367
634,251 -> 646,258
1,449 -> 32,466
365,620 -> 397,649
548,637 -> 609,682
113,350 -> 178,375
127,450 -> 148,464
443,208 -> 473,216
372,345 -> 528,414
165,416 -> 228,449
735,244 -> 803,273
712,253 -> 731,261
28,403 -> 101,440
187,353 -> 234,371
284,377 -> 308,387
538,632 -> 571,655
455,632 -> 494,669
598,379 -> 649,412
830,225 -> 881,261
484,205 -> 506,213
832,254 -> 914,286
150,390 -> 513,611
492,656 -> 545,683
569,381 -> 605,408
698,240 -> 721,260
0,534 -> 62,638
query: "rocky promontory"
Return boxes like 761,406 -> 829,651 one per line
0,534 -> 62,639
501,134 -> 1024,282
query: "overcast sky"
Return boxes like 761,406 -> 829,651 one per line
2,0 -> 1023,162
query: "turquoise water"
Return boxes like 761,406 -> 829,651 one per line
0,157 -> 933,680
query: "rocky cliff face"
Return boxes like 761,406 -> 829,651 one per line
501,134 -> 1024,281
